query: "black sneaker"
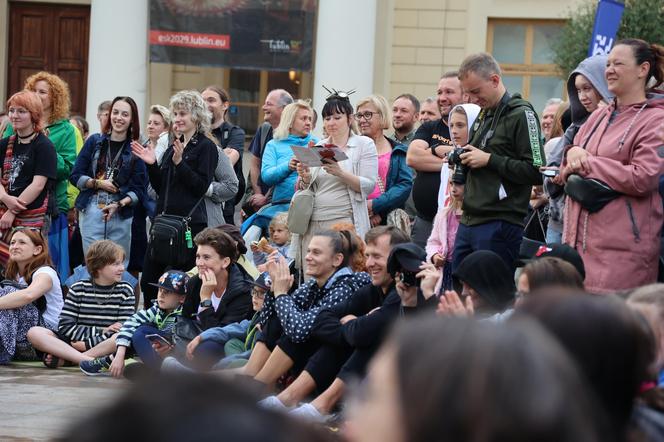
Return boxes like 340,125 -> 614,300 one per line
80,355 -> 112,376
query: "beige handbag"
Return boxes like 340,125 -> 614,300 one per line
287,169 -> 319,235
376,175 -> 412,236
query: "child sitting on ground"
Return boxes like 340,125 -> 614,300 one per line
427,104 -> 477,293
28,240 -> 135,368
79,270 -> 190,377
162,272 -> 270,372
251,212 -> 291,270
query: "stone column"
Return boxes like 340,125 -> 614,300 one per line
85,0 -> 148,133
311,0 -> 377,137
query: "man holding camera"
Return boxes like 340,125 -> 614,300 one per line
406,72 -> 463,248
452,53 -> 545,276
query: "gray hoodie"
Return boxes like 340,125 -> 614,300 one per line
544,55 -> 613,230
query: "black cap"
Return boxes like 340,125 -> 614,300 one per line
532,243 -> 585,280
148,270 -> 190,296
252,272 -> 272,291
387,243 -> 426,276
453,250 -> 515,310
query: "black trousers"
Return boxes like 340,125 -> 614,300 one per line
141,222 -> 206,309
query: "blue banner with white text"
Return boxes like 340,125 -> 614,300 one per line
588,0 -> 625,57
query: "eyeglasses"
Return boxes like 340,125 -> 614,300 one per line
353,111 -> 377,121
251,289 -> 266,299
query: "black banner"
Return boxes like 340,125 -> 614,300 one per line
149,0 -> 317,71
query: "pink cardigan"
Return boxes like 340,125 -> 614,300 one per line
426,208 -> 461,263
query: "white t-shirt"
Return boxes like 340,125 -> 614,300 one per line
19,266 -> 63,329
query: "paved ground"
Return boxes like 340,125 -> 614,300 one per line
0,363 -> 126,441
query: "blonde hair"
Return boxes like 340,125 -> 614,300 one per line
269,212 -> 290,242
356,94 -> 392,131
169,90 -> 211,134
150,104 -> 171,127
273,100 -> 312,140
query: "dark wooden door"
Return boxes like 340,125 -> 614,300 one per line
7,2 -> 90,115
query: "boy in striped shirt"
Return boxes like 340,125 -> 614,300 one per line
28,240 -> 135,368
80,270 -> 189,377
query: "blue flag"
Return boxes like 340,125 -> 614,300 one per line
588,0 -> 625,57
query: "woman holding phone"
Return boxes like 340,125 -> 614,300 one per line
132,90 -> 218,308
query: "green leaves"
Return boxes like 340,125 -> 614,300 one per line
552,0 -> 664,79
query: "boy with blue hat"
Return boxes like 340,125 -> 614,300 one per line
80,270 -> 190,377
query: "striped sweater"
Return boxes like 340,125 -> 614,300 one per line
115,304 -> 183,348
58,280 -> 136,349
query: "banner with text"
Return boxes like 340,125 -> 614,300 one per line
149,0 -> 317,71
588,0 -> 625,57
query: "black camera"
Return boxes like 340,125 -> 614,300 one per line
387,243 -> 427,288
400,270 -> 419,287
447,147 -> 468,184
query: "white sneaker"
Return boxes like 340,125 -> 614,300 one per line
258,395 -> 288,411
289,403 -> 325,423
161,356 -> 194,373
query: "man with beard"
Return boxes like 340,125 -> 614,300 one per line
406,72 -> 463,247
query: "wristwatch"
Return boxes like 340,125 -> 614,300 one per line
199,299 -> 213,308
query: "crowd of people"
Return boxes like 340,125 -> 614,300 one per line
1,38 -> 664,441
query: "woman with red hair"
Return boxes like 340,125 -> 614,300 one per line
0,91 -> 57,265
4,72 -> 80,282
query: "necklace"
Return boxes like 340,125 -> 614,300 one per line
17,131 -> 35,141
91,281 -> 117,304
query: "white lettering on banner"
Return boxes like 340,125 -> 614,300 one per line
592,35 -> 614,56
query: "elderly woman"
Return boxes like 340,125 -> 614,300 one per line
294,91 -> 377,271
355,94 -> 412,228
242,100 -> 317,259
562,39 -> 664,293
132,90 -> 219,307
0,91 -> 57,265
3,72 -> 79,282
70,96 -> 147,259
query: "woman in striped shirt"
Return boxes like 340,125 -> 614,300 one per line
27,240 -> 135,368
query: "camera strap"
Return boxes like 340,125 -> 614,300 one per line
476,92 -> 511,150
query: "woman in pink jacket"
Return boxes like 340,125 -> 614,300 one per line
562,38 -> 664,293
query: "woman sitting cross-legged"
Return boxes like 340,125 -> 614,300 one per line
27,240 -> 135,368
0,228 -> 62,363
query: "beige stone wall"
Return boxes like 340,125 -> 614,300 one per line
389,0 -> 468,101
386,0 -> 581,102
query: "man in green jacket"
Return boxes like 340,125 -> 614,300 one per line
453,53 -> 546,275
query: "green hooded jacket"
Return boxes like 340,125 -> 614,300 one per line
462,93 -> 545,227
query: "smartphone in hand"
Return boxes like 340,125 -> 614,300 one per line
541,167 -> 559,177
146,334 -> 173,347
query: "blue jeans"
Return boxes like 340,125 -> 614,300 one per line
131,325 -> 169,368
79,197 -> 132,261
545,225 -> 562,244
452,220 -> 523,276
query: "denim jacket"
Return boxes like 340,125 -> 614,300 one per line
70,133 -> 147,219
371,139 -> 413,216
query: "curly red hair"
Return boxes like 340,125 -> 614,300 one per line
24,71 -> 71,123
330,222 -> 367,272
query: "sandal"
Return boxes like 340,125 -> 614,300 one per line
42,353 -> 61,369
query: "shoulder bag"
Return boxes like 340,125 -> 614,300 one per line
287,169 -> 319,235
563,113 -> 621,213
375,175 -> 412,236
148,166 -> 204,267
